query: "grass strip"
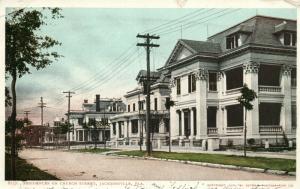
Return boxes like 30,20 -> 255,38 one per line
115,150 -> 296,172
5,153 -> 58,180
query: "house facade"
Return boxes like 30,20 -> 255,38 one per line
109,70 -> 170,148
67,95 -> 125,143
162,16 -> 297,147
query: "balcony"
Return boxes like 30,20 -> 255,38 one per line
259,125 -> 282,133
226,126 -> 243,134
259,85 -> 281,93
207,127 -> 218,135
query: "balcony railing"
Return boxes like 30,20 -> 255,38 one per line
259,125 -> 282,133
226,87 -> 242,94
259,85 -> 281,93
226,126 -> 243,133
207,127 -> 218,135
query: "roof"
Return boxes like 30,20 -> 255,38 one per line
180,39 -> 221,54
136,70 -> 161,82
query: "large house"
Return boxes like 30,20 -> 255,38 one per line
109,70 -> 170,148
67,95 -> 125,143
161,15 -> 297,148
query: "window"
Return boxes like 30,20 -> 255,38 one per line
150,119 -> 159,133
112,103 -> 116,111
133,103 -> 135,111
291,68 -> 297,87
226,34 -> 241,49
112,123 -> 116,135
226,67 -> 243,90
176,78 -> 181,95
164,119 -> 170,132
227,104 -> 243,127
283,32 -> 296,46
258,65 -> 281,86
207,107 -> 217,127
259,103 -> 281,125
209,72 -> 217,91
188,74 -> 196,93
131,120 -> 139,134
154,98 -> 157,111
128,105 -> 130,112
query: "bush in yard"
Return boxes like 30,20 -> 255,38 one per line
247,138 -> 255,146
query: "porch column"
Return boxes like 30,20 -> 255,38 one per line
189,108 -> 194,139
216,106 -> 223,135
195,68 -> 208,139
243,61 -> 260,137
280,65 -> 292,135
217,72 -> 224,97
169,77 -> 178,140
83,130 -> 85,142
181,110 -> 185,139
116,122 -> 120,140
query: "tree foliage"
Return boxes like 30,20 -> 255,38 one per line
237,84 -> 257,110
5,8 -> 63,78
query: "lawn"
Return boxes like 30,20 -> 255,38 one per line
115,150 -> 296,172
73,148 -> 112,153
5,153 -> 59,180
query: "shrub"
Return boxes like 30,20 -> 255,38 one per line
247,138 -> 255,146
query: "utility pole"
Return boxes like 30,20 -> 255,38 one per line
38,97 -> 46,148
63,91 -> 75,149
38,97 -> 46,126
24,110 -> 31,124
137,33 -> 159,156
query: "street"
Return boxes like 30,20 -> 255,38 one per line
19,149 -> 295,180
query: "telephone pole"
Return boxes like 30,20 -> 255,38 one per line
38,97 -> 46,148
137,33 -> 159,156
38,97 -> 46,126
63,91 -> 75,143
24,110 -> 31,123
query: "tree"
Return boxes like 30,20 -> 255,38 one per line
5,8 -> 63,179
237,84 -> 257,157
59,121 -> 73,150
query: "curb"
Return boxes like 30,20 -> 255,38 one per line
110,154 -> 295,177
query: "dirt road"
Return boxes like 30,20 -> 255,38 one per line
19,149 -> 295,180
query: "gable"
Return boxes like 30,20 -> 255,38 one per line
175,46 -> 193,61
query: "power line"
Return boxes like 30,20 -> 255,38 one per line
158,9 -> 241,36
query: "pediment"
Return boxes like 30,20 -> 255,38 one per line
175,46 -> 193,61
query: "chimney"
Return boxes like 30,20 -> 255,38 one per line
96,94 -> 100,112
84,99 -> 88,103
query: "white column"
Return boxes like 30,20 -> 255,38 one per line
243,61 -> 260,138
116,122 -> 120,140
280,65 -> 292,135
83,130 -> 85,141
195,68 -> 208,139
159,118 -> 165,133
189,108 -> 194,139
128,120 -> 131,145
181,110 -> 185,139
216,106 -> 223,135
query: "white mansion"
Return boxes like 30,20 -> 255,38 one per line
109,70 -> 170,148
162,15 -> 297,147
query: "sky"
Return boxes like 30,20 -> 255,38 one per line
5,8 -> 296,125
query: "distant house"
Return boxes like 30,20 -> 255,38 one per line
109,70 -> 170,148
67,95 -> 126,143
161,15 -> 296,147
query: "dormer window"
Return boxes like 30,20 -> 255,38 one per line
283,32 -> 296,46
226,34 -> 241,49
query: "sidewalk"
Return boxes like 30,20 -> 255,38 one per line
108,145 -> 296,160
